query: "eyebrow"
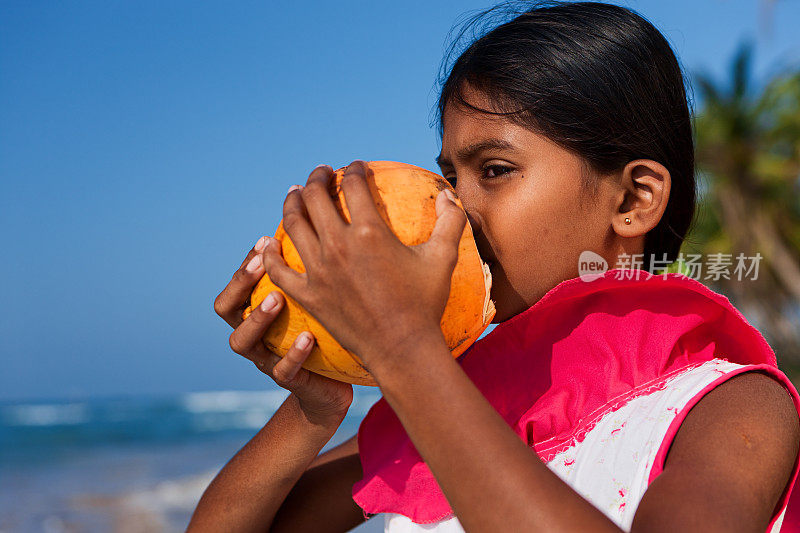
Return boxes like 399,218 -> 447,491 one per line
436,138 -> 515,167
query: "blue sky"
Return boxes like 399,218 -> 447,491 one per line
2,0 -> 799,401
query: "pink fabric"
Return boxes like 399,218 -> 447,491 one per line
785,487 -> 800,533
352,268 -> 800,527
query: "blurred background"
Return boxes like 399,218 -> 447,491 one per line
1,1 -> 799,531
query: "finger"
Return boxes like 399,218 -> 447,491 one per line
271,331 -> 316,386
339,160 -> 385,227
214,236 -> 270,327
228,290 -> 284,357
422,189 -> 467,265
302,165 -> 346,238
283,184 -> 322,270
261,234 -> 308,300
237,235 -> 269,270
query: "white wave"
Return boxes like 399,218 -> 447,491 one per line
182,390 -> 289,414
4,402 -> 89,426
190,409 -> 275,432
72,471 -> 217,532
183,389 -> 382,419
120,471 -> 215,512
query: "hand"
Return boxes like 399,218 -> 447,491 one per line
214,239 -> 353,426
259,161 -> 466,374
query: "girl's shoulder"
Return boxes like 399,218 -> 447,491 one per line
632,369 -> 800,532
508,357 -> 800,531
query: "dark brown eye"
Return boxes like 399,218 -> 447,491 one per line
483,165 -> 512,179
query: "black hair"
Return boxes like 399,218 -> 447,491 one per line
434,1 -> 696,272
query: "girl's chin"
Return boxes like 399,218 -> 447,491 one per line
487,284 -> 535,324
491,304 -> 514,324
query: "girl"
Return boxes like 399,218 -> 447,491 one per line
190,2 -> 800,531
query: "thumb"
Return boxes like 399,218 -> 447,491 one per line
424,189 -> 467,259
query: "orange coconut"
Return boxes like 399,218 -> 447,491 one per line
243,160 -> 495,386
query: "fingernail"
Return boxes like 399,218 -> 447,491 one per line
296,332 -> 313,350
261,292 -> 279,311
245,254 -> 262,273
345,161 -> 364,174
444,189 -> 456,202
254,236 -> 268,252
287,184 -> 303,194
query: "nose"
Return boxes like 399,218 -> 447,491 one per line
465,209 -> 483,238
464,209 -> 495,264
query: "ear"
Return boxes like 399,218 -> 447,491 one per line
613,159 -> 671,238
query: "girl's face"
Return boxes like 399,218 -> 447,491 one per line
437,85 -> 640,323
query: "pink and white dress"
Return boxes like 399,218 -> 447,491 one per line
351,269 -> 800,532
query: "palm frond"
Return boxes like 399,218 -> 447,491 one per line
732,41 -> 754,103
693,72 -> 724,109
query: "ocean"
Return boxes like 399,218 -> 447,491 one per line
0,389 -> 385,532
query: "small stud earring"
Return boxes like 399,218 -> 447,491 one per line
624,217 -> 631,225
